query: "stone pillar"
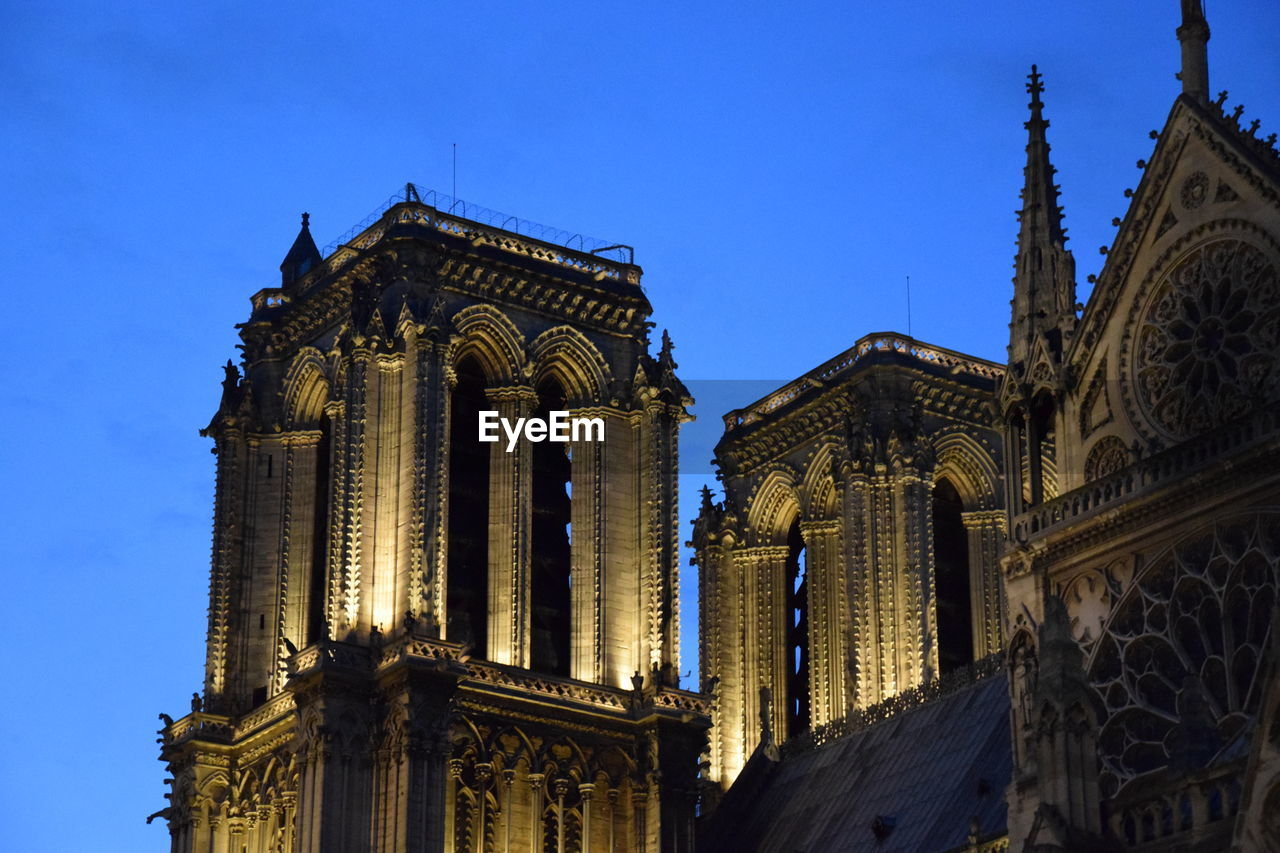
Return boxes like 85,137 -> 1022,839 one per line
527,774 -> 546,853
652,717 -> 705,853
800,520 -> 845,726
735,545 -> 789,757
839,460 -> 874,711
205,422 -> 247,710
579,783 -> 595,853
486,386 -> 536,666
289,642 -> 375,853
638,394 -> 685,679
335,346 -> 374,635
897,459 -> 935,686
501,770 -> 516,853
371,646 -> 463,853
414,336 -> 449,633
962,510 -> 1007,658
569,409 -> 606,683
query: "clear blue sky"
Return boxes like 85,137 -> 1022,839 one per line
1,2 -> 1277,849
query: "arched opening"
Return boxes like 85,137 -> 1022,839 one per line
933,476 -> 973,673
306,410 -> 332,644
447,357 -> 490,658
785,516 -> 810,738
1026,393 -> 1058,505
530,377 -> 571,676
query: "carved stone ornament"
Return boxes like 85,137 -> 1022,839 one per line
1128,236 -> 1280,441
1087,514 -> 1280,798
1180,171 -> 1210,210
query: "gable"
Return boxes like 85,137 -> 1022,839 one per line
1068,96 -> 1280,451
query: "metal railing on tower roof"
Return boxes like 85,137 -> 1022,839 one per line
320,183 -> 635,266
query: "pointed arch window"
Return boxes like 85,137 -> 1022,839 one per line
932,477 -> 973,673
448,357 -> 491,658
530,377 -> 572,676
785,516 -> 810,737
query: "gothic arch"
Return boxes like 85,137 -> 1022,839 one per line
746,468 -> 802,546
528,325 -> 612,406
798,443 -> 839,520
283,347 -> 332,428
1083,434 -> 1130,482
932,430 -> 999,510
451,304 -> 526,385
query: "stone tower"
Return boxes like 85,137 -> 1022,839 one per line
692,334 -> 1007,787
157,188 -> 709,853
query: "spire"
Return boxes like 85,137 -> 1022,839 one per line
280,211 -> 323,287
1020,66 -> 1065,254
1177,0 -> 1210,103
1008,66 -> 1077,373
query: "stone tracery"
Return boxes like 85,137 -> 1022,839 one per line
1131,236 -> 1280,440
1087,514 -> 1279,798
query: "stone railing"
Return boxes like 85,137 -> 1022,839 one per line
1012,403 -> 1280,541
653,686 -> 714,716
462,661 -> 630,712
165,712 -> 234,745
724,332 -> 1004,431
376,634 -> 469,669
1106,763 -> 1243,848
781,653 -> 1005,757
234,693 -> 296,739
288,640 -> 372,675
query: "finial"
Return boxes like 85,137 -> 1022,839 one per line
301,211 -> 310,229
1026,64 -> 1044,108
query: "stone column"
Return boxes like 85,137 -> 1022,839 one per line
800,520 -> 844,727
414,336 -> 448,633
736,545 -> 789,757
897,463 -> 935,685
372,642 -> 465,853
205,422 -> 247,709
486,386 -> 537,666
501,770 -> 516,853
839,460 -> 874,711
579,783 -> 595,853
962,510 -> 1007,657
527,774 -> 546,853
290,642 -> 375,853
336,346 -> 374,635
569,408 -> 606,682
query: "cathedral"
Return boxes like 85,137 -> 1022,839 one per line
157,3 -> 1280,851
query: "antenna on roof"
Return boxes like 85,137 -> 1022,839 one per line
452,142 -> 457,202
906,275 -> 913,338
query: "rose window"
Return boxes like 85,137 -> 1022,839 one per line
1132,238 -> 1280,439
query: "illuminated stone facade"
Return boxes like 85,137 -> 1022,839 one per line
692,335 -> 1008,785
696,5 -> 1280,850
159,5 -> 1280,851
158,193 -> 708,852
1000,17 -> 1280,849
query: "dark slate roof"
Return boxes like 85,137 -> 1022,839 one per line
699,673 -> 1011,853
